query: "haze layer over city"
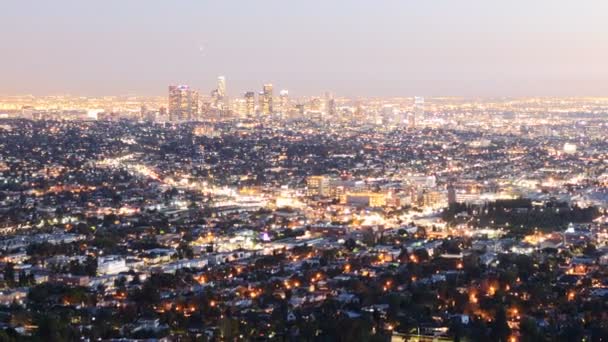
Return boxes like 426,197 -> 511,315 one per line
1,1 -> 608,342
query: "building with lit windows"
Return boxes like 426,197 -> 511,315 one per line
217,76 -> 226,99
325,92 -> 336,119
412,96 -> 424,128
244,92 -> 256,116
259,84 -> 273,115
168,85 -> 199,122
278,89 -> 289,114
306,176 -> 330,197
341,192 -> 387,208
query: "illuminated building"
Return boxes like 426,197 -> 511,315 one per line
563,142 -> 577,154
208,76 -> 227,112
421,190 -> 445,208
278,89 -> 289,114
144,107 -> 156,122
412,96 -> 424,127
309,98 -> 322,112
139,104 -> 147,121
408,175 -> 436,189
354,103 -> 365,121
381,105 -> 394,125
341,192 -> 386,208
244,92 -> 256,116
168,85 -> 199,122
97,256 -> 128,275
21,106 -> 34,119
259,84 -> 273,115
232,98 -> 247,117
327,97 -> 336,118
447,183 -> 457,205
306,176 -> 330,197
193,125 -> 217,137
217,76 -> 226,99
407,112 -> 416,129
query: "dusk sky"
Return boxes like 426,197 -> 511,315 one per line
2,0 -> 608,97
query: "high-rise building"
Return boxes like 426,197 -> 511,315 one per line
168,85 -> 199,122
217,76 -> 226,99
325,92 -> 336,119
447,183 -> 457,205
209,77 -> 225,111
259,84 -> 273,115
244,91 -> 256,116
232,98 -> 247,117
407,112 -> 416,129
412,96 -> 424,127
354,103 -> 364,121
309,98 -> 322,112
139,104 -> 147,121
381,105 -> 394,125
144,110 -> 156,123
278,89 -> 289,114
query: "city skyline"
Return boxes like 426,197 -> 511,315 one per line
2,0 -> 608,97
3,2 -> 608,341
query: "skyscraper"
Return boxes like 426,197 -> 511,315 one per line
407,112 -> 416,129
168,85 -> 199,122
217,76 -> 226,99
259,84 -> 273,115
244,91 -> 256,116
412,96 -> 424,127
325,92 -> 336,119
278,89 -> 289,114
447,182 -> 457,205
139,104 -> 147,121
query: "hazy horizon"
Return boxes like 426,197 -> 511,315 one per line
2,0 -> 608,97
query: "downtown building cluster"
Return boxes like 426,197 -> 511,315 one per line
0,94 -> 606,340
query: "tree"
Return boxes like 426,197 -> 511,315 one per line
34,314 -> 78,341
490,307 -> 511,342
177,242 -> 194,259
450,318 -> 464,342
344,238 -> 357,250
3,263 -> 15,287
0,329 -> 18,342
520,317 -> 543,342
219,316 -> 240,340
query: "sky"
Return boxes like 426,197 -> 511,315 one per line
2,0 -> 608,97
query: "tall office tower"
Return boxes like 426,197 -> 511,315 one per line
140,104 -> 147,121
413,96 -> 424,126
259,84 -> 273,115
354,103 -> 364,121
159,106 -> 167,118
328,98 -> 336,119
217,76 -> 226,99
407,112 -> 416,129
144,110 -> 156,123
232,98 -> 247,117
215,76 -> 227,112
381,105 -> 394,125
278,89 -> 289,114
190,90 -> 200,120
447,182 -> 457,205
168,85 -> 199,122
296,104 -> 305,117
325,92 -> 336,119
309,98 -> 322,112
244,91 -> 256,116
